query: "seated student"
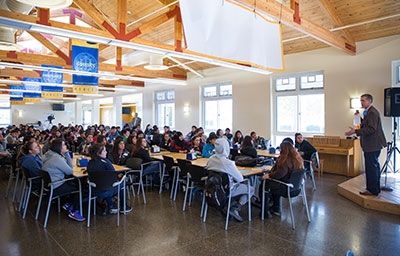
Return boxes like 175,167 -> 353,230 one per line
224,128 -> 233,141
159,132 -> 172,151
185,125 -> 197,141
206,138 -> 255,222
189,135 -> 203,156
87,143 -> 132,215
232,130 -> 244,147
240,135 -> 258,158
130,137 -> 161,183
250,131 -> 267,150
108,136 -> 130,166
260,141 -> 304,217
150,126 -> 163,147
216,129 -> 224,138
42,139 -> 85,222
294,133 -> 317,169
202,132 -> 218,158
78,134 -> 94,155
170,131 -> 189,152
125,135 -> 137,155
17,141 -> 42,192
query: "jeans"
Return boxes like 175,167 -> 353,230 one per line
143,162 -> 161,184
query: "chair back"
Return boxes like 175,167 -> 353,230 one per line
187,164 -> 207,183
88,170 -> 120,191
40,169 -> 52,189
285,169 -> 305,197
126,157 -> 143,170
311,152 -> 320,169
21,166 -> 30,179
177,159 -> 191,176
162,155 -> 175,172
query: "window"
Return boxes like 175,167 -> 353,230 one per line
0,101 -> 10,126
202,82 -> 232,133
155,90 -> 175,128
273,71 -> 324,144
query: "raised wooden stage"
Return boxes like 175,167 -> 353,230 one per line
337,173 -> 400,215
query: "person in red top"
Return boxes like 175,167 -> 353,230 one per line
170,131 -> 189,152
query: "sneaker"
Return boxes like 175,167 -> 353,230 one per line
108,207 -> 118,214
62,203 -> 73,212
270,207 -> 281,216
120,206 -> 133,214
229,209 -> 244,222
68,210 -> 85,222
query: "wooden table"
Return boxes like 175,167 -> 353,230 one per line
151,151 -> 271,177
257,149 -> 280,158
72,154 -> 130,177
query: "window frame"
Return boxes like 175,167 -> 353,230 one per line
155,89 -> 175,129
201,82 -> 232,133
272,70 -> 325,144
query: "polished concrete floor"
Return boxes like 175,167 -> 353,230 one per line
1,172 -> 399,256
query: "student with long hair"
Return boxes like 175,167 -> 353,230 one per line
260,141 -> 304,217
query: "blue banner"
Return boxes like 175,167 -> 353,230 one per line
41,65 -> 63,99
10,85 -> 24,105
72,40 -> 99,94
23,77 -> 42,103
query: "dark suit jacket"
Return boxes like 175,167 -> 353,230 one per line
355,105 -> 386,152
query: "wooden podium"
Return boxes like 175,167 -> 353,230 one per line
306,136 -> 361,177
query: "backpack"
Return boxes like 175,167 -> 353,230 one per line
205,171 -> 228,211
234,155 -> 257,167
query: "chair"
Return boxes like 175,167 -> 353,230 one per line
261,169 -> 311,229
162,155 -> 179,200
19,167 -> 41,219
202,171 -> 252,230
4,165 -> 21,203
87,170 -> 127,227
179,160 -> 207,216
303,152 -> 319,190
35,170 -> 82,228
126,157 -> 162,204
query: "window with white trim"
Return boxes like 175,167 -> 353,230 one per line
202,82 -> 232,133
273,71 -> 325,144
155,90 -> 175,128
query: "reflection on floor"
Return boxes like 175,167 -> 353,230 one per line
1,171 -> 399,256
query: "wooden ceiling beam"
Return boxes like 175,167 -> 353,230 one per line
27,31 -> 71,64
317,0 -> 355,45
0,68 -> 40,78
72,0 -> 115,32
0,50 -> 186,80
233,0 -> 356,55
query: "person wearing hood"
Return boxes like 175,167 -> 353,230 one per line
170,131 -> 189,152
206,138 -> 255,222
42,138 -> 85,222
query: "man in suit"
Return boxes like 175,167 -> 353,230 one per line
345,94 -> 386,196
131,113 -> 142,129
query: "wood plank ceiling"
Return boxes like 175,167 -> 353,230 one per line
0,0 -> 399,98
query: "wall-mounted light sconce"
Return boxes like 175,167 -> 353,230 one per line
350,98 -> 361,109
18,110 -> 22,117
183,104 -> 190,114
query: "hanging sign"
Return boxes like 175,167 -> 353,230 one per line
72,39 -> 99,94
41,65 -> 63,99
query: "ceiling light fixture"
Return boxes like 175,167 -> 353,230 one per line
144,55 -> 169,70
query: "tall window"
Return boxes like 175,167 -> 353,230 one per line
202,82 -> 232,133
273,71 -> 325,144
0,101 -> 10,126
155,90 -> 175,128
